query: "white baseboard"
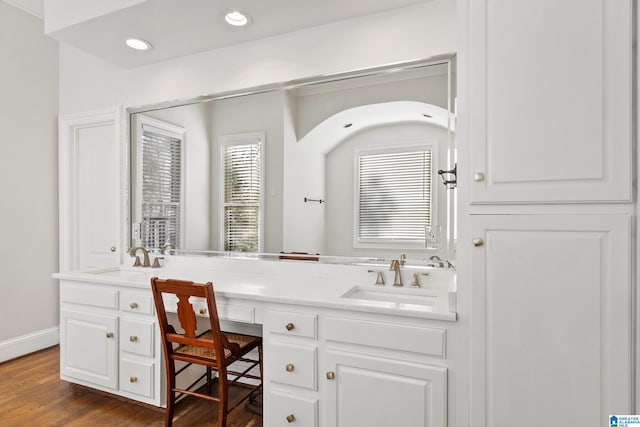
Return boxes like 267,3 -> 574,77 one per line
0,326 -> 59,363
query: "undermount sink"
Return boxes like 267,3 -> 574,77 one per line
341,286 -> 437,307
86,267 -> 155,282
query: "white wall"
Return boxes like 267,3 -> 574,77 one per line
0,2 -> 59,353
326,123 -> 450,258
209,92 -> 285,253
58,1 -> 456,114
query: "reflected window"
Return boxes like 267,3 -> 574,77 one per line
221,133 -> 263,252
139,121 -> 184,249
356,145 -> 434,246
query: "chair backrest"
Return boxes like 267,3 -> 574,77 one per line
150,277 -> 236,362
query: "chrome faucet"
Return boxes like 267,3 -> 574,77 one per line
129,247 -> 151,267
389,259 -> 403,287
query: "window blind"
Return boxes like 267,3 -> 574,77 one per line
223,142 -> 261,252
358,148 -> 432,242
141,129 -> 181,249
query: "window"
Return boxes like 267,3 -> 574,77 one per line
221,133 -> 263,252
356,145 -> 434,246
136,117 -> 185,249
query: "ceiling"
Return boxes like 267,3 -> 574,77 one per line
41,0 -> 433,68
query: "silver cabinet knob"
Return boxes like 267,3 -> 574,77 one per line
110,246 -> 116,252
473,238 -> 484,247
286,414 -> 296,423
285,323 -> 295,331
130,302 -> 138,309
326,371 -> 335,380
474,172 -> 485,181
285,364 -> 295,372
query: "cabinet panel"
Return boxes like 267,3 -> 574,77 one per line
120,358 -> 154,399
469,0 -> 632,203
470,215 -> 631,426
266,310 -> 317,339
60,309 -> 118,389
120,317 -> 155,357
120,291 -> 154,315
325,317 -> 445,357
325,351 -> 446,427
270,389 -> 318,427
269,341 -> 317,390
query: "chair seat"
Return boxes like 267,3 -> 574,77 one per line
175,331 -> 260,362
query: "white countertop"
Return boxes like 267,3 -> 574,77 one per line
53,262 -> 457,321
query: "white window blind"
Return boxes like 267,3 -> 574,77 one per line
357,148 -> 432,243
141,129 -> 182,249
223,140 -> 261,252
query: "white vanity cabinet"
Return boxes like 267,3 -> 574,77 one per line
264,309 -> 320,427
469,214 -> 632,426
323,316 -> 447,427
59,281 -> 163,406
467,0 -> 633,204
59,283 -> 119,390
264,306 -> 450,427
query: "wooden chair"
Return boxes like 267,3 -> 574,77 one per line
150,277 -> 263,427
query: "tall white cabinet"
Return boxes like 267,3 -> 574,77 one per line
58,107 -> 124,272
461,0 -> 635,425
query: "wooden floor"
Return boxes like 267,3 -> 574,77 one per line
0,346 -> 262,426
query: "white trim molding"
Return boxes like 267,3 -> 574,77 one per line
0,327 -> 59,363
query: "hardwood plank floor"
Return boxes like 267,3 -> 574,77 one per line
0,346 -> 262,426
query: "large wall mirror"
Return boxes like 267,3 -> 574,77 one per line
129,54 -> 457,264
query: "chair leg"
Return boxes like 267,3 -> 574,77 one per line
165,363 -> 176,427
258,344 -> 264,383
206,366 -> 212,395
218,372 -> 228,427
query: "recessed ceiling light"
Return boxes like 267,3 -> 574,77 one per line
225,10 -> 250,27
125,38 -> 152,51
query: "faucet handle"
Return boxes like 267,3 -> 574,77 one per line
411,272 -> 429,288
132,255 -> 142,267
152,257 -> 164,268
367,270 -> 385,286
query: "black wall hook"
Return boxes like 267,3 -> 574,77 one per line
437,163 -> 457,189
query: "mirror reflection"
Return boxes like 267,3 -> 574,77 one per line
129,57 -> 456,261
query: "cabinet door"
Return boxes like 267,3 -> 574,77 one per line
59,108 -> 122,271
60,309 -> 118,389
470,214 -> 631,426
324,351 -> 446,427
468,0 -> 632,203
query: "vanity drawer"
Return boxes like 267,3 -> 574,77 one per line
61,283 -> 118,310
269,342 -> 317,390
266,311 -> 317,339
120,317 -> 155,357
120,358 -> 154,399
193,302 -> 255,324
120,291 -> 154,315
325,317 -> 446,358
270,389 -> 318,427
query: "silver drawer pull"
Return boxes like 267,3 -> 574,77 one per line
285,364 -> 295,372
